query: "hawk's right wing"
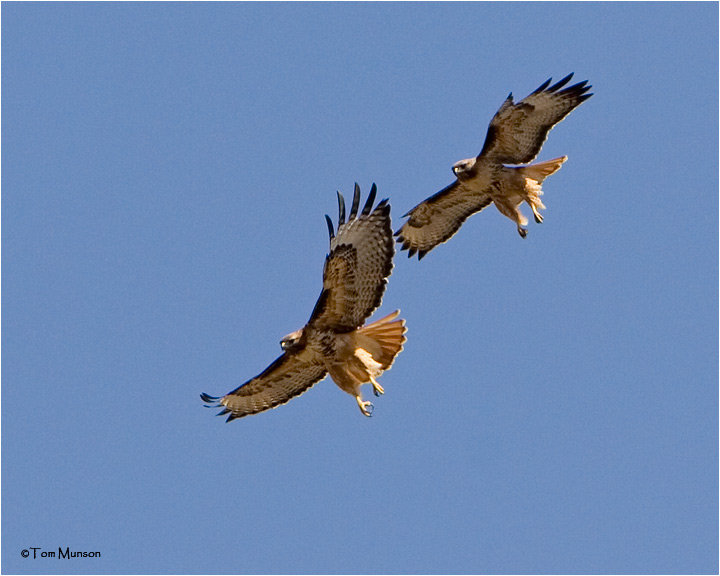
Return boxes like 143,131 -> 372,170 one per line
394,180 -> 493,260
200,348 -> 327,421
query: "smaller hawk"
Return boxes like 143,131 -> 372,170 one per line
396,73 -> 593,259
201,184 -> 406,421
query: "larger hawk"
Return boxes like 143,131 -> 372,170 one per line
396,73 -> 592,259
201,184 -> 406,420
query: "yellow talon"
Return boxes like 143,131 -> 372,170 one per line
370,375 -> 384,396
531,204 -> 544,223
356,396 -> 374,417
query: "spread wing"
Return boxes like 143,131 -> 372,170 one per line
200,347 -> 327,421
478,73 -> 592,165
308,183 -> 394,332
395,180 -> 492,260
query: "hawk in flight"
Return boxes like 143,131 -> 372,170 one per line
201,184 -> 406,420
396,73 -> 593,259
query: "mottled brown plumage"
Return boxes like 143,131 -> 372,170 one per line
396,74 -> 592,259
201,184 -> 406,421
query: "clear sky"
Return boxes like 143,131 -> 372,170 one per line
2,2 -> 717,575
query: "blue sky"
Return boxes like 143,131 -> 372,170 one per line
2,2 -> 717,574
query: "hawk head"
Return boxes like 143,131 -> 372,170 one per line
280,328 -> 304,351
452,157 -> 477,181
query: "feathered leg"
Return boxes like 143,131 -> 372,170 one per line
494,196 -> 529,238
524,178 -> 546,224
519,156 -> 565,226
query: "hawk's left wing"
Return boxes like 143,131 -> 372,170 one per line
308,183 -> 394,332
478,73 -> 592,165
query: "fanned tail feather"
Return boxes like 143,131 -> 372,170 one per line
520,156 -> 567,183
356,310 -> 407,370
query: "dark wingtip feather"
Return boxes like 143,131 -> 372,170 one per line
362,183 -> 378,215
532,78 -> 552,94
336,191 -> 346,225
418,250 -> 428,260
563,80 -> 590,95
325,214 -> 335,240
376,197 -> 390,218
407,247 -> 417,258
200,392 -> 220,406
561,79 -> 593,105
200,392 -> 241,422
549,73 -> 574,92
349,183 -> 361,219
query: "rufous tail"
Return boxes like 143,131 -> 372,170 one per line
520,156 -> 567,183
356,310 -> 407,370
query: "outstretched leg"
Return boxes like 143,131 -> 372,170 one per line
370,375 -> 384,397
531,203 -> 544,223
523,177 -> 546,225
356,395 -> 374,417
494,197 -> 529,238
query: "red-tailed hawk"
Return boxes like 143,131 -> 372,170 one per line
201,184 -> 406,420
396,73 -> 592,259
